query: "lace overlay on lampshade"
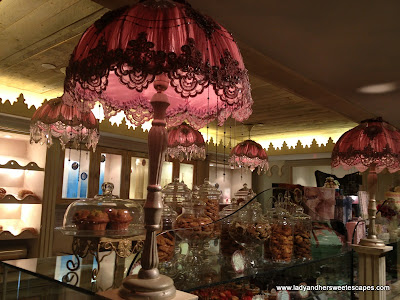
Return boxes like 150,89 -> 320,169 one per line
332,118 -> 400,173
30,97 -> 99,151
63,0 -> 253,129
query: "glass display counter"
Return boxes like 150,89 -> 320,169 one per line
0,250 -> 354,300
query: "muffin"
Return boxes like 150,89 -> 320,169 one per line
106,209 -> 133,230
73,209 -> 91,230
0,188 -> 6,199
86,210 -> 110,231
18,189 -> 34,199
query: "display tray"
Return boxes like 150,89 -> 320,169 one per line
56,227 -> 145,238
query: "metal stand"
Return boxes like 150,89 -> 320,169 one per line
65,236 -> 144,282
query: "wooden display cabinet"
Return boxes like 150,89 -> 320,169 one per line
0,131 -> 46,259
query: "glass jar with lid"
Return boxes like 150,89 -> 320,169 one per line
61,182 -> 144,236
198,178 -> 221,224
219,199 -> 242,257
161,178 -> 191,214
157,204 -> 177,263
269,207 -> 294,263
234,183 -> 256,205
175,198 -> 214,271
229,201 -> 271,270
292,206 -> 312,261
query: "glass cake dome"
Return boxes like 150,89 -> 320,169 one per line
60,182 -> 144,237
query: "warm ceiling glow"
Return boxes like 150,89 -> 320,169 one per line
141,121 -> 152,132
0,84 -> 55,108
356,82 -> 398,94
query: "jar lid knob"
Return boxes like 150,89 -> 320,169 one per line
101,182 -> 114,195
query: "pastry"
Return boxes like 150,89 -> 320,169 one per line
106,208 -> 133,230
0,188 -> 6,199
86,210 -> 109,231
73,209 -> 91,230
18,189 -> 34,199
157,232 -> 175,262
21,227 -> 38,235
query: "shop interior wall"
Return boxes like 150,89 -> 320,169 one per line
208,164 -> 252,202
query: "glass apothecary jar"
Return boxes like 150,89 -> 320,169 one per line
234,183 -> 255,205
162,178 -> 191,214
219,199 -> 242,257
292,206 -> 312,261
229,201 -> 270,270
175,199 -> 214,273
157,205 -> 177,263
269,208 -> 294,263
61,182 -> 144,237
175,199 -> 214,242
198,179 -> 221,224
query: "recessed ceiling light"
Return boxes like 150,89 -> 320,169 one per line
60,67 -> 66,75
4,135 -> 12,139
356,82 -> 398,94
41,63 -> 56,70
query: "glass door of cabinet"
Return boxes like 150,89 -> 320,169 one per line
129,157 -> 149,199
179,163 -> 194,189
129,158 -> 173,199
161,161 -> 173,189
62,149 -> 90,199
98,153 -> 122,197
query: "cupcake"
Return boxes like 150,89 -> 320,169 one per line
106,209 -> 133,230
73,209 -> 91,230
86,210 -> 110,231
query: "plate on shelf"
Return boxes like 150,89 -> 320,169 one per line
55,226 -> 145,238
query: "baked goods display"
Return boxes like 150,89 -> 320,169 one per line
292,207 -> 312,260
293,225 -> 312,260
157,205 -> 177,263
175,198 -> 214,241
73,209 -> 91,230
157,232 -> 175,262
269,208 -> 293,263
106,209 -> 133,230
175,213 -> 213,240
73,209 -> 110,231
62,182 -> 143,235
229,220 -> 270,245
269,223 -> 293,263
198,179 -> 221,223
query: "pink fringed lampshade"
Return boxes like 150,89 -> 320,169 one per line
167,123 -> 205,161
229,139 -> 269,174
30,97 -> 99,151
332,118 -> 400,173
332,117 -> 400,246
63,0 -> 252,129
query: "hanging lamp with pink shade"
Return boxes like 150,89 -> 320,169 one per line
332,117 -> 400,247
229,124 -> 268,174
166,122 -> 206,161
63,0 -> 253,299
30,96 -> 99,151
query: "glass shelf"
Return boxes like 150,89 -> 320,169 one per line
0,250 -> 353,298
